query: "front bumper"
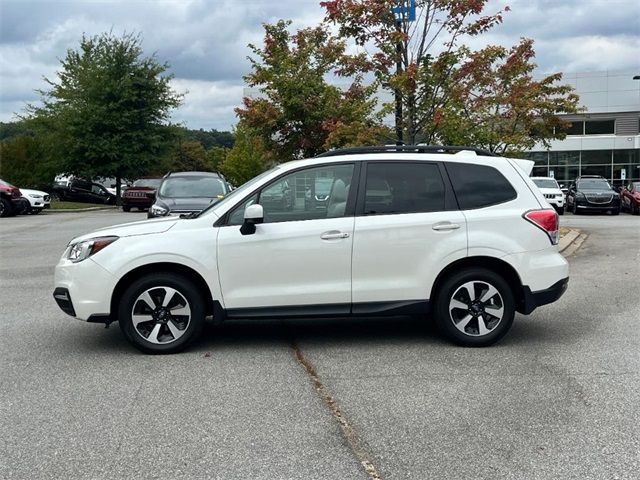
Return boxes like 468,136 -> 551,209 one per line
54,255 -> 116,321
520,278 -> 569,314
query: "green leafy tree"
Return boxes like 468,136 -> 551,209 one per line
439,39 -> 580,154
207,146 -> 230,171
168,140 -> 209,171
237,20 -> 387,161
0,135 -> 57,189
218,124 -> 269,185
24,32 -> 183,201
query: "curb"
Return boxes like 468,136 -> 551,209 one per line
559,228 -> 587,256
46,206 -> 118,213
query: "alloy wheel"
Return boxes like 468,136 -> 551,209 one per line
448,280 -> 505,336
130,286 -> 191,344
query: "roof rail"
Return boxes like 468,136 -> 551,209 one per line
315,145 -> 497,158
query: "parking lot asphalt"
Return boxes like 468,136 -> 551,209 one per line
1,210 -> 639,479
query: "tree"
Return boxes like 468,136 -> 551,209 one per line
24,32 -> 183,201
439,39 -> 580,154
218,124 -> 269,185
322,0 -> 508,144
167,140 -> 209,171
237,20 -> 387,161
207,146 -> 229,171
322,1 -> 579,150
0,135 -> 57,189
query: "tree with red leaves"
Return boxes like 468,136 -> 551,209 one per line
322,1 -> 579,152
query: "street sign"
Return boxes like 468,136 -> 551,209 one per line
549,170 -> 555,178
392,0 -> 416,22
621,168 -> 626,180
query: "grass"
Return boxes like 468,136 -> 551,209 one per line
50,200 -> 112,210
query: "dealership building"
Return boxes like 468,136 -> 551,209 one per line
526,70 -> 640,186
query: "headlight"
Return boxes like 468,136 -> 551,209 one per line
28,194 -> 43,199
150,204 -> 168,216
67,236 -> 118,263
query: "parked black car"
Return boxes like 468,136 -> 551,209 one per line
148,171 -> 229,218
51,178 -> 116,204
566,175 -> 620,215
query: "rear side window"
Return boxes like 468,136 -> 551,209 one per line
364,162 -> 445,215
446,163 -> 517,209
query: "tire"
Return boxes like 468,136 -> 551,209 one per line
557,206 -> 564,216
633,203 -> 640,216
118,273 -> 205,354
433,268 -> 515,347
611,207 -> 620,216
122,205 -> 131,212
0,197 -> 13,217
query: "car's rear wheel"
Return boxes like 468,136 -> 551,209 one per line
434,268 -> 515,347
118,273 -> 205,354
611,207 -> 620,216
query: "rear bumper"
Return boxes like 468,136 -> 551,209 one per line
520,277 -> 569,315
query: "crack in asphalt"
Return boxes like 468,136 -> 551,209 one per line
291,342 -> 382,480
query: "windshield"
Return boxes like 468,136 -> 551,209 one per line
195,167 -> 279,217
577,179 -> 611,190
159,176 -> 226,198
133,179 -> 161,188
632,182 -> 640,191
532,179 -> 558,189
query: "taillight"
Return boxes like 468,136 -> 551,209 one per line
523,209 -> 559,245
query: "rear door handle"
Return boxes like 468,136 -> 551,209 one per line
432,222 -> 461,231
321,230 -> 350,240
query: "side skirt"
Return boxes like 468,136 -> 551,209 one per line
223,300 -> 429,320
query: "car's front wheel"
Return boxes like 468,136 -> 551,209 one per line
433,268 -> 515,347
118,273 -> 205,354
0,198 -> 12,217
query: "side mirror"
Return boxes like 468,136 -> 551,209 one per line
240,204 -> 264,236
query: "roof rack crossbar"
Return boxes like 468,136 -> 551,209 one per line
315,145 -> 497,158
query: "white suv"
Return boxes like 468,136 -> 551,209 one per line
531,177 -> 565,215
53,146 -> 569,353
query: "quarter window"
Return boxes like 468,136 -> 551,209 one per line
447,163 -> 517,209
363,162 -> 445,215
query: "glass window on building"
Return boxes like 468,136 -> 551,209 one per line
526,152 -> 548,166
580,164 -> 612,179
532,166 -> 548,177
550,165 -> 579,183
584,120 -> 615,135
565,121 -> 583,135
550,151 -> 580,166
612,165 -> 638,184
613,149 -> 640,165
581,150 -> 612,165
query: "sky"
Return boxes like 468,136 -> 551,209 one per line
1,0 -> 639,131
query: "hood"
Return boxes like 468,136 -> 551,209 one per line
157,196 -> 222,211
537,187 -> 563,195
69,216 -> 179,244
20,188 -> 49,196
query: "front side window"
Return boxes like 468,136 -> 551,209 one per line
363,162 -> 445,215
446,163 -> 517,209
228,164 -> 355,225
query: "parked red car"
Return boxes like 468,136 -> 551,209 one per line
0,178 -> 29,217
122,178 -> 162,212
620,181 -> 640,215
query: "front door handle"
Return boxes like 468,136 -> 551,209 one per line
321,230 -> 350,240
432,222 -> 461,231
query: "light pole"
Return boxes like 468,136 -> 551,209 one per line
392,1 -> 416,146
